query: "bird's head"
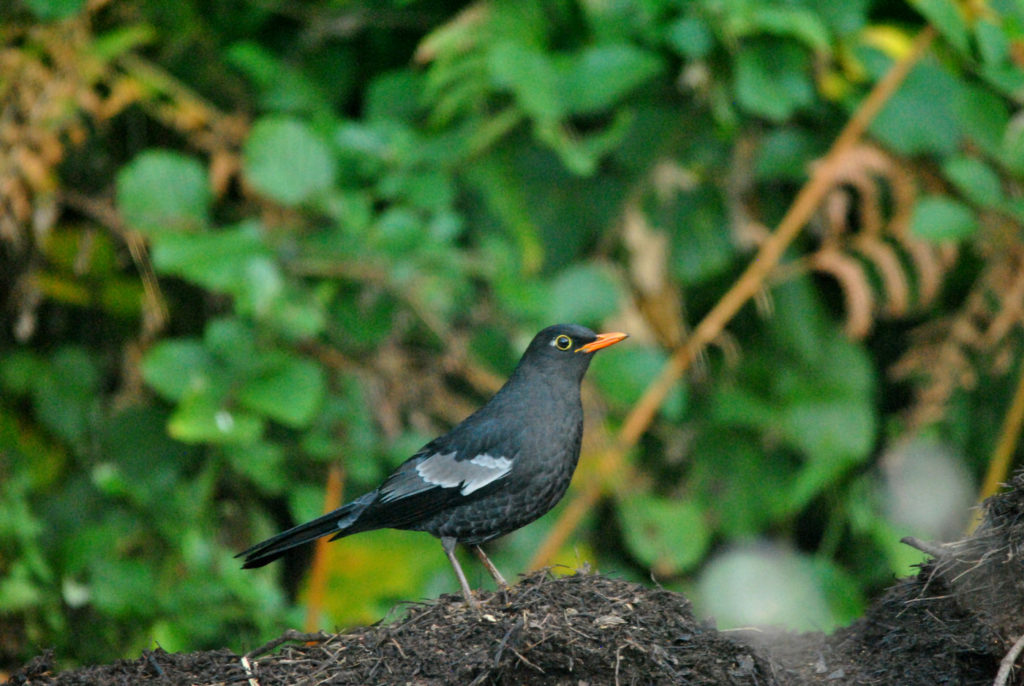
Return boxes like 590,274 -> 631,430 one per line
515,324 -> 628,382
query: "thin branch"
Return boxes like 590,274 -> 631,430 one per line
244,629 -> 332,659
59,190 -> 168,337
305,464 -> 345,633
529,25 -> 937,570
900,536 -> 946,559
995,633 -> 1024,686
972,353 -> 1024,531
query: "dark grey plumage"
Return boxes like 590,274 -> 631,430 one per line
238,323 -> 627,603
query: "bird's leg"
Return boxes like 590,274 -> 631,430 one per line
441,536 -> 478,607
471,545 -> 509,589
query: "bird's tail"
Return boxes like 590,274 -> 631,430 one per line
237,494 -> 373,569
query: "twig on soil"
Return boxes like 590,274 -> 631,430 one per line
511,646 -> 544,673
145,651 -> 164,677
994,633 -> 1024,686
240,655 -> 260,686
245,629 -> 332,659
901,536 -> 947,559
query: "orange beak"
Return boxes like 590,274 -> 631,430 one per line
576,331 -> 629,354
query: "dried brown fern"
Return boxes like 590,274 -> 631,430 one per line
1,18 -> 111,340
893,243 -> 1024,430
808,144 -> 957,338
1,7 -> 254,346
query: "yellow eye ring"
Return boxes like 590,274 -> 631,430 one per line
554,335 -> 573,350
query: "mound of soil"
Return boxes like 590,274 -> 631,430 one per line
10,471 -> 1024,685
7,571 -> 770,685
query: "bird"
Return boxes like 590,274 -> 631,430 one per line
237,323 -> 627,605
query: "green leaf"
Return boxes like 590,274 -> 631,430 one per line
769,276 -> 831,363
546,262 -> 621,324
536,111 -> 634,176
673,204 -> 736,284
871,63 -> 962,155
975,18 -> 1010,65
226,42 -> 329,114
243,117 -> 337,205
151,222 -> 271,293
815,0 -> 870,36
33,347 -> 99,446
910,196 -> 978,242
754,128 -> 818,181
953,83 -> 1009,157
237,353 -> 326,428
487,41 -> 562,122
781,399 -> 875,508
691,430 -> 791,535
100,407 -> 192,509
712,279 -> 877,512
0,563 -> 44,612
0,351 -> 44,396
980,63 -> 1024,100
618,494 -> 709,574
373,206 -> 426,253
734,41 -> 814,122
116,151 -> 209,236
365,70 -> 424,123
22,0 -> 86,20
665,17 -> 715,59
222,442 -> 287,494
1000,119 -> 1024,177
711,385 -> 777,430
741,6 -> 832,53
247,282 -> 326,340
909,0 -> 969,55
141,340 -> 215,402
89,558 -> 155,618
168,388 -> 264,444
942,156 -> 1003,206
558,45 -> 663,115
90,25 -> 156,61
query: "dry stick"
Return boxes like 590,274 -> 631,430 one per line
305,464 -> 345,632
971,356 -> 1024,532
995,633 -> 1024,686
529,26 -> 938,571
245,629 -> 332,660
239,654 -> 261,686
59,191 -> 169,336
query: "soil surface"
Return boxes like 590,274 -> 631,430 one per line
9,471 -> 1024,685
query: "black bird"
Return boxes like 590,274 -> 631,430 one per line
238,323 -> 627,604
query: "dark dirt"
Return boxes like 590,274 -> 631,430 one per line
9,471 -> 1024,685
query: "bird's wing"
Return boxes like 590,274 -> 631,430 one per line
353,415 -> 519,530
379,449 -> 514,503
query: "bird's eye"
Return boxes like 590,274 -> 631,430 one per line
553,335 -> 573,350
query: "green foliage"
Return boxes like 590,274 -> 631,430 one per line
20,0 -> 85,20
3,0 -> 1022,670
910,196 -> 979,242
116,151 -> 210,237
617,494 -> 710,575
734,41 -> 815,122
243,117 -> 338,205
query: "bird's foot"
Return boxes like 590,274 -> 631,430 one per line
462,591 -> 480,609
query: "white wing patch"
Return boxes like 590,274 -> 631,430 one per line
415,451 -> 513,496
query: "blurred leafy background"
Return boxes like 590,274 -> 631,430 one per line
3,0 -> 1024,671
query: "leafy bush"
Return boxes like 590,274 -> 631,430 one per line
3,0 -> 1024,668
